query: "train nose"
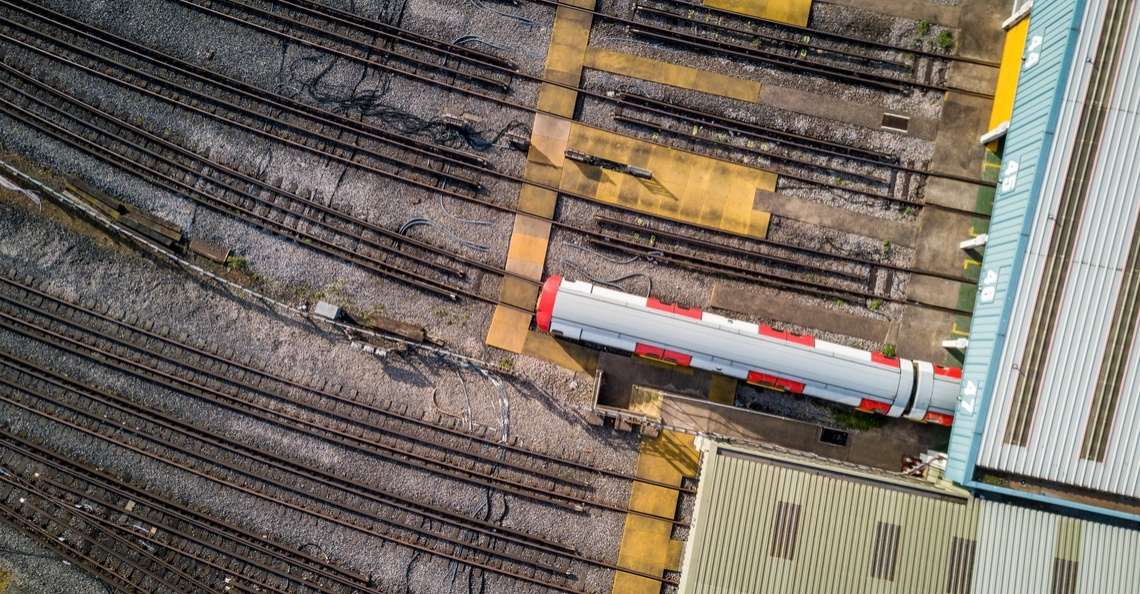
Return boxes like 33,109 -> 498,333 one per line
535,275 -> 563,332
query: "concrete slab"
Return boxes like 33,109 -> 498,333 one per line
709,374 -> 738,405
755,189 -> 918,247
956,0 -> 1013,64
817,0 -> 961,27
705,0 -> 813,26
710,285 -> 893,344
929,92 -> 993,179
613,430 -> 697,594
498,276 -> 541,311
907,275 -> 967,312
896,304 -> 960,365
947,61 -> 1001,96
563,123 -> 773,237
582,47 -> 762,102
911,208 -> 977,276
485,305 -> 532,353
756,84 -> 940,140
520,331 -> 598,375
656,395 -> 937,471
925,176 -> 989,213
598,353 -> 714,410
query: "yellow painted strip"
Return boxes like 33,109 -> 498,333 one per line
989,17 -> 1030,130
485,305 -> 532,353
583,47 -> 761,102
705,0 -> 812,27
563,123 -> 773,238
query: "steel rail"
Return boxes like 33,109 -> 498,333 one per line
0,466 -> 235,593
0,349 -> 578,557
0,367 -> 574,579
192,0 -> 511,91
618,92 -> 897,162
0,352 -> 680,587
0,16 -> 483,195
0,394 -> 583,593
0,0 -> 487,166
660,0 -> 1002,67
596,215 -> 980,285
254,0 -> 517,73
0,479 -> 219,594
613,112 -> 903,203
591,239 -> 974,316
0,58 -> 512,304
0,430 -> 376,587
633,3 -> 910,67
617,93 -> 999,188
0,274 -> 693,526
0,295 -> 589,500
5,477 -> 319,594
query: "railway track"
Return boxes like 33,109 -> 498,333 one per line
0,272 -> 696,589
0,39 -> 518,304
585,216 -> 976,316
0,272 -> 694,517
0,431 -> 379,594
626,0 -> 955,94
0,1 -> 985,312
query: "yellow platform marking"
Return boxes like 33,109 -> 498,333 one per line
487,0 -> 593,351
582,47 -> 761,102
614,431 -> 698,594
705,0 -> 812,27
708,374 -> 738,405
486,306 -> 533,353
518,330 -> 599,374
989,18 -> 1030,130
629,385 -> 666,420
563,123 -> 773,237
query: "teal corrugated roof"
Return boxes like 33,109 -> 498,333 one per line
945,0 -> 1089,484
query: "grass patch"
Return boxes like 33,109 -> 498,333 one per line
831,407 -> 890,432
881,344 -> 897,358
937,30 -> 955,51
0,566 -> 12,591
918,20 -> 931,35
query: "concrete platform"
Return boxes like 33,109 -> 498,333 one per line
613,430 -> 698,594
582,47 -> 762,102
593,353 -> 938,470
709,284 -> 894,344
520,330 -> 598,376
658,396 -> 939,470
947,61 -> 1001,96
705,0 -> 813,27
756,84 -> 940,140
562,123 -> 774,237
928,92 -> 993,180
956,0 -> 1014,64
488,0 -> 594,352
896,304 -> 962,366
817,0 -> 961,27
755,189 -> 918,247
911,208 -> 981,277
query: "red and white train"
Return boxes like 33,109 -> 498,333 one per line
536,276 -> 960,425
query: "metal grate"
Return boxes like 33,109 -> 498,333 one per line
944,537 -> 977,594
881,113 -> 910,132
870,522 -> 902,581
767,501 -> 801,560
1051,558 -> 1079,594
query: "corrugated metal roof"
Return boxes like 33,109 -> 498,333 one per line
678,442 -> 979,594
973,0 -> 1140,498
945,0 -> 1093,484
679,442 -> 1140,593
973,501 -> 1140,593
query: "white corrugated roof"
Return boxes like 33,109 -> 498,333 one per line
977,0 -> 1140,497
